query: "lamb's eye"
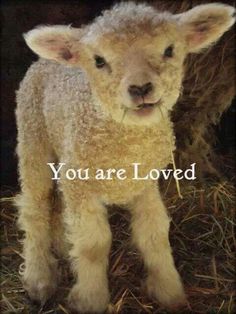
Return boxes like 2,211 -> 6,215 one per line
164,45 -> 174,58
94,55 -> 106,68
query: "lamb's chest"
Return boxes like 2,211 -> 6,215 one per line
77,124 -> 173,179
66,122 -> 174,203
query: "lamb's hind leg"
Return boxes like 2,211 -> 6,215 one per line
62,190 -> 112,313
16,140 -> 57,304
130,185 -> 186,309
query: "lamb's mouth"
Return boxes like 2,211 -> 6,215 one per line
133,100 -> 161,116
137,102 -> 157,109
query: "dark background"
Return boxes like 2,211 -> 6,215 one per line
1,0 -> 235,189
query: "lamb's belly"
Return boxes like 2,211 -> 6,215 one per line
88,175 -> 152,205
99,177 -> 146,204
69,127 -> 173,204
79,157 -> 169,205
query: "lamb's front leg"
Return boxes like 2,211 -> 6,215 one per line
63,194 -> 112,313
130,185 -> 186,309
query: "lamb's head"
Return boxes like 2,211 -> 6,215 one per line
24,2 -> 235,126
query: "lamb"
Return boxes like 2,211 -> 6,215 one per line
15,2 -> 235,313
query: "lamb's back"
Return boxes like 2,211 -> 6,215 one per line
41,59 -> 95,156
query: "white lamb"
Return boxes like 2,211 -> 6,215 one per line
15,2 -> 235,313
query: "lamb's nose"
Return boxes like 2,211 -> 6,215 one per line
128,82 -> 153,98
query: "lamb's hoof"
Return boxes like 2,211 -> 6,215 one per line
27,282 -> 56,305
68,284 -> 110,313
22,262 -> 58,304
24,277 -> 57,305
145,275 -> 187,310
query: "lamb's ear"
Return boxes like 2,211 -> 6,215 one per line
24,25 -> 84,64
176,3 -> 235,53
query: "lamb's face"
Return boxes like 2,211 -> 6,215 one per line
24,2 -> 235,126
82,22 -> 186,125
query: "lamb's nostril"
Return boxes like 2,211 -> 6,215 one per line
142,82 -> 153,95
128,82 -> 153,97
128,85 -> 142,97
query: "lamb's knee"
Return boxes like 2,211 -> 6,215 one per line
64,199 -> 112,263
81,233 -> 112,263
70,227 -> 112,264
132,212 -> 170,250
